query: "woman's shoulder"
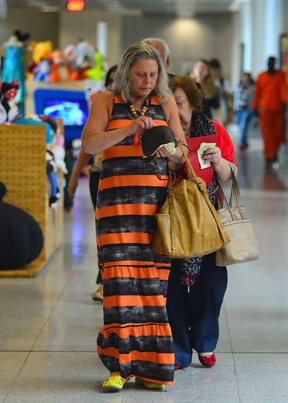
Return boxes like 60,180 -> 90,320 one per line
160,92 -> 177,116
212,120 -> 237,165
89,91 -> 114,117
91,91 -> 114,109
211,120 -> 233,143
212,120 -> 234,146
91,90 -> 113,103
161,92 -> 175,105
211,119 -> 226,132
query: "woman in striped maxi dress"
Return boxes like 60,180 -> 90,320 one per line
81,42 -> 187,392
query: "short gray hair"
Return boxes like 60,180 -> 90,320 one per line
141,37 -> 170,68
113,41 -> 170,103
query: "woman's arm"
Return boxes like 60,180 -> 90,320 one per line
212,157 -> 236,182
81,91 -> 156,155
67,149 -> 92,197
158,94 -> 188,170
81,92 -> 127,154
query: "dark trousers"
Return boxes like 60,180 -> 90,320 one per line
89,171 -> 102,285
89,171 -> 100,210
166,253 -> 227,367
236,109 -> 253,145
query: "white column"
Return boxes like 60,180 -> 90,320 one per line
230,1 -> 253,87
252,0 -> 284,75
241,2 -> 252,72
97,21 -> 107,56
264,0 -> 284,66
0,0 -> 7,19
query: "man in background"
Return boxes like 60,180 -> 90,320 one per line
252,56 -> 287,170
141,37 -> 174,80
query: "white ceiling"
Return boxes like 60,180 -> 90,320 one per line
6,0 -> 245,17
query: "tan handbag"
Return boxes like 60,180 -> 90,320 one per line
216,173 -> 259,266
152,146 -> 231,259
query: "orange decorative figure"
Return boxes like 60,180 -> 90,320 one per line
49,49 -> 64,83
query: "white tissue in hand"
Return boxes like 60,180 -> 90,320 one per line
164,142 -> 177,155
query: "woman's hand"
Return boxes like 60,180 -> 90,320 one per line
154,142 -> 187,171
130,116 -> 155,135
202,146 -> 235,182
202,146 -> 222,165
67,174 -> 79,198
153,145 -> 172,159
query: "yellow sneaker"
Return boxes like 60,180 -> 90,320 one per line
102,374 -> 130,392
135,377 -> 165,391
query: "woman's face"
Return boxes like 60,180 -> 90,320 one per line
193,61 -> 208,80
173,87 -> 194,134
129,58 -> 158,99
241,73 -> 250,86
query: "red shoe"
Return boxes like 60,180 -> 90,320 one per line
174,364 -> 182,370
198,353 -> 216,367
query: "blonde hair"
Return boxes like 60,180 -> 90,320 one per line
113,42 -> 170,103
191,59 -> 217,100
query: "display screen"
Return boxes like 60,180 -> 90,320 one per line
43,99 -> 89,126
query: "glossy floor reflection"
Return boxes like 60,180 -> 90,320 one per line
1,134 -> 288,403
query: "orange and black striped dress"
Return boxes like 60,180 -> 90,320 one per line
96,95 -> 174,385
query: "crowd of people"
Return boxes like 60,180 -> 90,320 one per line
68,37 -> 286,393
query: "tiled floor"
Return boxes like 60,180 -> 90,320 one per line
1,127 -> 288,403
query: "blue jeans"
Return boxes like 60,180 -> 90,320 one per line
166,253 -> 227,367
236,109 -> 253,145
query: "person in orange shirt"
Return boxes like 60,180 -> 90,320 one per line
252,56 -> 287,170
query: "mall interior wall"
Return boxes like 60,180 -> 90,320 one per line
121,13 -> 233,78
0,0 -> 287,87
0,10 -> 60,51
0,9 -> 235,83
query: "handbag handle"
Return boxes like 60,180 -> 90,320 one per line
176,143 -> 205,188
217,169 -> 246,219
167,143 -> 199,189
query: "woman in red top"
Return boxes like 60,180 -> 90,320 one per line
167,75 -> 237,370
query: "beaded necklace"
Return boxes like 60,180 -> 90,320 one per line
129,98 -> 149,118
130,98 -> 150,148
